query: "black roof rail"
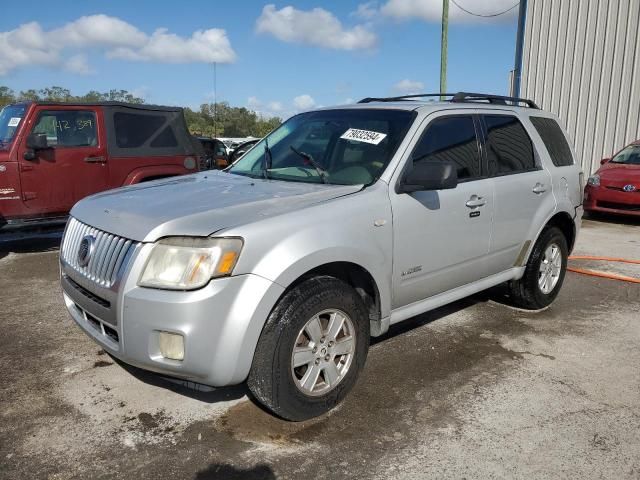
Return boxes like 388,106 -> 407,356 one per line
358,93 -> 452,103
451,92 -> 539,109
357,91 -> 539,109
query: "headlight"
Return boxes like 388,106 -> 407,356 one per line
139,237 -> 243,290
587,174 -> 600,186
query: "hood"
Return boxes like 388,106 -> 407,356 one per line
70,171 -> 362,242
597,162 -> 640,186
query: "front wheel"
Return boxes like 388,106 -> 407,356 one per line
247,276 -> 369,421
508,226 -> 568,310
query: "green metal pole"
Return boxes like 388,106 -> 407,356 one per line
440,0 -> 449,100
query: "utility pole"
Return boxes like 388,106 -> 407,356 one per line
213,62 -> 217,138
440,0 -> 449,100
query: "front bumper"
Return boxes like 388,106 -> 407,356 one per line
61,250 -> 284,386
584,185 -> 640,216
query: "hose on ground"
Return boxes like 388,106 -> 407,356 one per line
567,255 -> 640,284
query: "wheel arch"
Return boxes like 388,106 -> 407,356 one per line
272,260 -> 385,337
521,210 -> 577,268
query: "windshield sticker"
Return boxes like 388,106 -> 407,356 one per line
340,128 -> 387,145
7,117 -> 21,127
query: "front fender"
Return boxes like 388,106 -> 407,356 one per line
225,184 -> 394,318
122,165 -> 189,185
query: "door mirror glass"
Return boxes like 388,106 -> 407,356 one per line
26,133 -> 49,150
400,161 -> 458,193
600,157 -> 610,165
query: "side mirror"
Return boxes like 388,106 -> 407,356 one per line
600,157 -> 610,165
26,133 -> 49,150
398,161 -> 458,193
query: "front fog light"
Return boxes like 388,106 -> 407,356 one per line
159,331 -> 184,361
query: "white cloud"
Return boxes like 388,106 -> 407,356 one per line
293,94 -> 316,111
53,14 -> 147,48
0,15 -> 236,76
267,101 -> 284,112
352,2 -> 379,20
381,0 -> 518,23
256,4 -> 377,50
393,78 -> 424,94
0,22 -> 59,75
247,97 -> 287,119
247,96 -> 262,109
108,28 -> 236,63
64,54 -> 93,75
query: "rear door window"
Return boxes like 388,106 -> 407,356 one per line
529,117 -> 574,167
32,110 -> 97,147
483,115 -> 536,176
411,115 -> 481,181
114,112 -> 170,148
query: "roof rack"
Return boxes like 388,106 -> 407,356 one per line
357,91 -> 539,109
358,93 -> 453,104
451,92 -> 539,109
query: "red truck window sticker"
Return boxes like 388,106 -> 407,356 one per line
7,117 -> 20,127
340,128 -> 387,145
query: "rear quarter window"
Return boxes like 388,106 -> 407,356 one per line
529,117 -> 574,167
114,112 -> 167,148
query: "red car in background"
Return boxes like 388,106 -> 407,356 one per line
584,140 -> 640,217
0,101 -> 200,231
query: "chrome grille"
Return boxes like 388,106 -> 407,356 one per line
61,218 -> 137,288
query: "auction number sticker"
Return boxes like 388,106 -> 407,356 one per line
7,117 -> 21,127
340,128 -> 387,145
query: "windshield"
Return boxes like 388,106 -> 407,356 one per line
611,145 -> 640,165
0,104 -> 27,149
228,108 -> 416,185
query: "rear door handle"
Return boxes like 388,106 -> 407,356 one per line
465,195 -> 486,208
84,156 -> 107,164
532,183 -> 547,194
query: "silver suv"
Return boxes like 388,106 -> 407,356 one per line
60,92 -> 583,421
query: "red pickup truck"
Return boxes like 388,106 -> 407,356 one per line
0,101 -> 200,230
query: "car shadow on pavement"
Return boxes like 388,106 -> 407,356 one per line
584,211 -> 640,226
372,294 -> 492,347
111,355 -> 248,404
0,230 -> 63,259
194,463 -> 276,480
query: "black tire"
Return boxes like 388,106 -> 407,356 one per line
247,275 -> 369,421
508,226 -> 568,310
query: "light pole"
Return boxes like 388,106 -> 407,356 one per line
213,61 -> 217,138
440,0 -> 449,100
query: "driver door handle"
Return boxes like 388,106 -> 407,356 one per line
84,156 -> 107,164
532,183 -> 547,194
465,195 -> 486,208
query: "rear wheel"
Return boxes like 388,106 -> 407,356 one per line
508,226 -> 568,310
247,276 -> 369,421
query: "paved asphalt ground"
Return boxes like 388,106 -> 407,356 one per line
1,216 -> 639,480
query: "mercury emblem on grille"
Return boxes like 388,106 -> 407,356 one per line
77,235 -> 96,267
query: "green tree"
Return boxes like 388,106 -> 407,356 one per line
18,89 -> 41,101
0,86 -> 16,107
39,86 -> 72,102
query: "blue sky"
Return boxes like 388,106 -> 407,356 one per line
0,0 -> 519,117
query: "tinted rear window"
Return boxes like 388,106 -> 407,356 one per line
114,112 -> 168,148
530,116 -> 574,167
484,115 -> 536,176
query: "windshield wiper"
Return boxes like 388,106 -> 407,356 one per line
261,138 -> 272,179
289,146 -> 328,184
